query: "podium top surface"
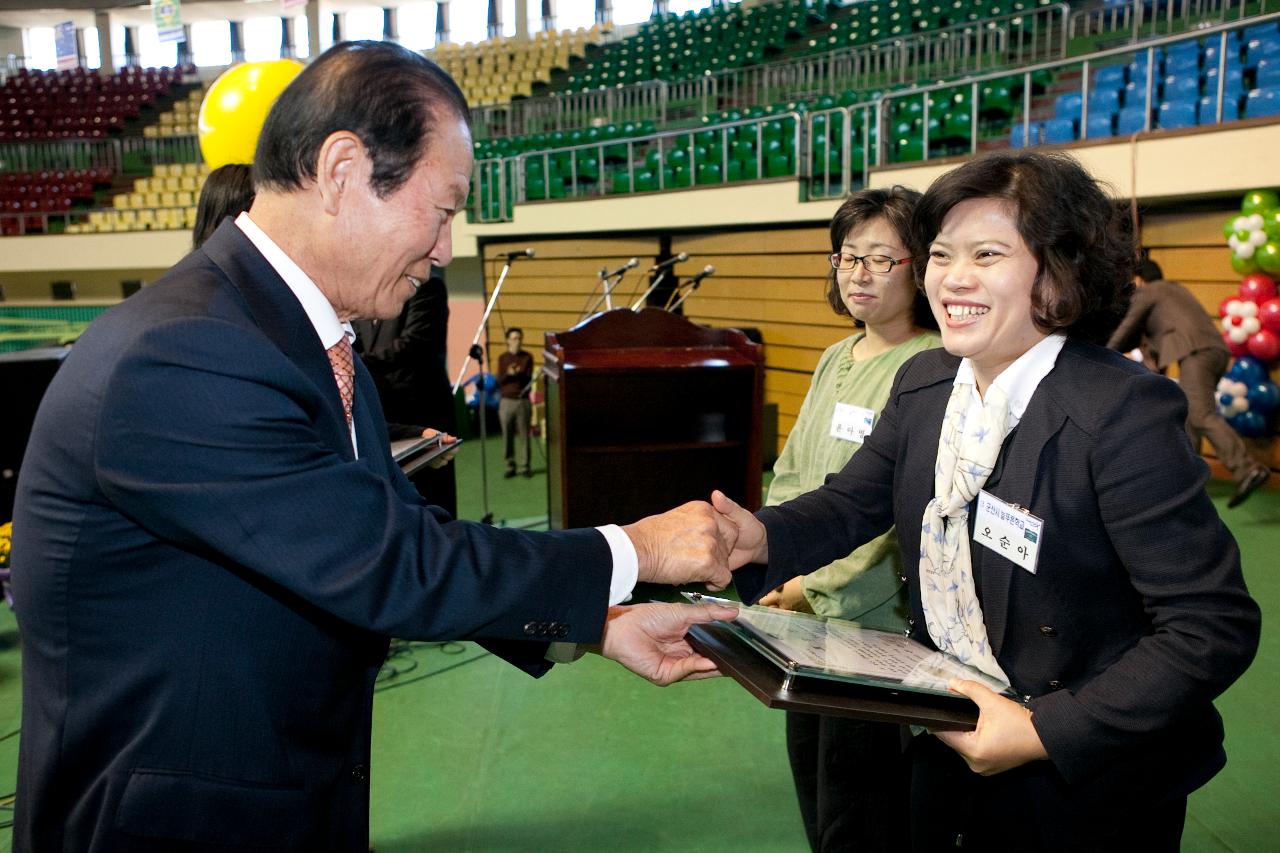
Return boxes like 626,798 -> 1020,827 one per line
546,308 -> 761,358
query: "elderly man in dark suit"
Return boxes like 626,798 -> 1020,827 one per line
1108,258 -> 1271,507
11,42 -> 736,852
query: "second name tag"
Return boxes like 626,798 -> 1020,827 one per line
830,402 -> 876,443
974,490 -> 1043,574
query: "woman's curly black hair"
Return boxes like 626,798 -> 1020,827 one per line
910,151 -> 1135,344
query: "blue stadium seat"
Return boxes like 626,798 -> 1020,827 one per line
1158,100 -> 1197,129
1085,113 -> 1115,139
1245,38 -> 1280,69
1054,92 -> 1082,122
1009,122 -> 1038,148
1204,65 -> 1245,98
1041,118 -> 1075,145
1094,65 -> 1126,90
1245,87 -> 1280,119
1124,81 -> 1151,108
1162,74 -> 1200,100
1258,58 -> 1280,89
1242,23 -> 1280,45
1198,94 -> 1241,123
1117,106 -> 1148,134
1127,56 -> 1154,84
1089,87 -> 1122,114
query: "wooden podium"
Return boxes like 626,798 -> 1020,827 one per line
543,309 -> 764,529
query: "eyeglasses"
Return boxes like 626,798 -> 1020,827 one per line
828,253 -> 913,274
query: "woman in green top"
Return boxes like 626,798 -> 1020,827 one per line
760,186 -> 940,853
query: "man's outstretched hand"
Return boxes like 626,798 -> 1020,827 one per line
598,602 -> 738,686
623,501 -> 736,590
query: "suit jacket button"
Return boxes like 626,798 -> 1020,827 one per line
524,622 -> 538,636
1039,625 -> 1057,637
1048,680 -> 1063,690
351,764 -> 368,783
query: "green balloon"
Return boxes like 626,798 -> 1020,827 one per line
1224,216 -> 1238,239
1234,228 -> 1253,242
1264,209 -> 1280,241
1241,189 -> 1280,216
1232,253 -> 1260,275
1257,242 -> 1280,274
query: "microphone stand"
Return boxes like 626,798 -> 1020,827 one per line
666,276 -> 706,312
630,268 -> 671,311
581,271 -> 627,320
452,257 -> 519,525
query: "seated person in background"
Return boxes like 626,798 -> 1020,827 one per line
191,163 -> 255,250
715,150 -> 1260,851
1107,258 -> 1271,507
760,186 -> 940,853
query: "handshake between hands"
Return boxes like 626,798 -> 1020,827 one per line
581,491 -> 769,687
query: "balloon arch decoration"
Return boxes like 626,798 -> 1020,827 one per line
1218,189 -> 1280,438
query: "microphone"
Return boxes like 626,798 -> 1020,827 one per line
601,258 -> 639,279
648,252 -> 689,274
497,248 -> 535,259
686,265 -> 715,285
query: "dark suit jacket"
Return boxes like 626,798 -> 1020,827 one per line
352,273 -> 454,430
11,221 -> 613,852
1107,278 -> 1227,369
737,341 -> 1259,806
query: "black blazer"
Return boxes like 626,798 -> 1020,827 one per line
352,273 -> 454,430
12,221 -> 613,852
737,341 -> 1260,803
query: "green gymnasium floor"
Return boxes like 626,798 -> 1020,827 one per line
2,436 -> 1278,851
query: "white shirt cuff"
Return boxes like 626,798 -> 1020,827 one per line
596,524 -> 638,605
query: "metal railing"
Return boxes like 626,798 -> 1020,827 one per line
466,112 -> 802,221
1067,0 -> 1268,42
470,5 -> 1071,139
0,134 -> 202,175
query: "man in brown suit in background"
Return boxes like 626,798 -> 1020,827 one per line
1109,259 -> 1271,507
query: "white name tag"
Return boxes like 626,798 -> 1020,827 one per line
830,402 -> 876,443
974,490 -> 1043,574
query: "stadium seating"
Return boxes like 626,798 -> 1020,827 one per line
0,65 -> 193,142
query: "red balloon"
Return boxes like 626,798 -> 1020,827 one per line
1259,297 -> 1280,334
1224,329 -> 1250,357
1246,328 -> 1280,362
1219,295 -> 1238,318
1239,272 -> 1278,303
1229,315 -> 1244,327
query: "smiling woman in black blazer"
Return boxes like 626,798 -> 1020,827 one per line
718,151 -> 1261,852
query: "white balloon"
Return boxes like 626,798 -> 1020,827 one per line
1238,244 -> 1257,259
1228,235 -> 1242,250
1226,298 -> 1244,316
1233,381 -> 1250,397
1243,317 -> 1262,334
1247,214 -> 1264,230
1235,215 -> 1250,231
1250,230 -> 1268,246
1232,397 -> 1250,413
1218,378 -> 1234,393
1229,327 -> 1249,343
1241,301 -> 1259,317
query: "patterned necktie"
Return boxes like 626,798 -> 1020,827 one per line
918,381 -> 1014,683
326,336 -> 355,427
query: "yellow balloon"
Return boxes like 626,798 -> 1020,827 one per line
198,59 -> 304,168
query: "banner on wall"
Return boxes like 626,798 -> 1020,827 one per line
54,21 -> 78,70
152,0 -> 186,44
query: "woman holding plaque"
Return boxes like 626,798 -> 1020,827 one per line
759,186 -> 939,852
717,151 -> 1260,850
